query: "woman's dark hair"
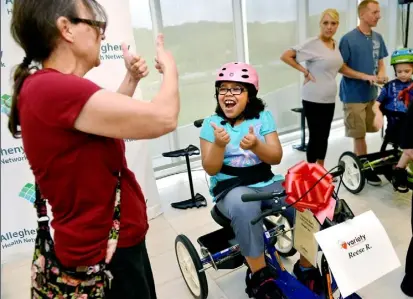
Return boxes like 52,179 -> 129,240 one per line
214,82 -> 266,123
8,0 -> 107,138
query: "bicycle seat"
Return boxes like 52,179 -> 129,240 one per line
211,205 -> 232,229
162,144 -> 200,158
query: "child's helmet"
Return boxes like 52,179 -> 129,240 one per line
215,62 -> 259,91
391,48 -> 413,65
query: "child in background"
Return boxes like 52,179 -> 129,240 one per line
373,48 -> 413,144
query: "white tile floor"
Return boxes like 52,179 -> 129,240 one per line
2,127 -> 412,298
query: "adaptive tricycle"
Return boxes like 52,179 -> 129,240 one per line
339,106 -> 413,194
174,161 -> 360,299
338,109 -> 405,194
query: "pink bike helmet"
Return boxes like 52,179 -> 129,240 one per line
215,62 -> 259,92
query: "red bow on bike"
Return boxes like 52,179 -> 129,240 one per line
283,161 -> 336,223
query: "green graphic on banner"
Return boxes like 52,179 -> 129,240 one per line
1,182 -> 37,249
1,94 -> 11,115
19,183 -> 36,204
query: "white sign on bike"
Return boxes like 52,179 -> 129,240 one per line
314,210 -> 401,298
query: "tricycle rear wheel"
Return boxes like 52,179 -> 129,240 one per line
175,234 -> 209,299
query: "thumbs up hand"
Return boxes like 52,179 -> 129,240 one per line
121,43 -> 149,81
240,126 -> 258,150
154,33 -> 176,74
211,122 -> 230,148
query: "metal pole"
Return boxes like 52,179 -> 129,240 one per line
232,0 -> 249,62
405,4 -> 411,47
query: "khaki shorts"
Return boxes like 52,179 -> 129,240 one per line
343,101 -> 379,139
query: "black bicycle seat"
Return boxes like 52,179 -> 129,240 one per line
162,144 -> 200,158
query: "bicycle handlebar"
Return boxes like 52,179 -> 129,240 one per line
246,162 -> 349,226
330,161 -> 345,178
374,82 -> 384,89
242,162 -> 344,205
241,190 -> 286,203
250,198 -> 354,227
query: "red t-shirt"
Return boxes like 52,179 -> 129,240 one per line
18,69 -> 149,267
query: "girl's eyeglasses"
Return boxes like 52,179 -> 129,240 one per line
217,87 -> 245,95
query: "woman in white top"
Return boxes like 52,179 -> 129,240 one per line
281,9 -> 376,168
281,9 -> 343,169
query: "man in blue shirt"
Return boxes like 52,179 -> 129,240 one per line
339,0 -> 389,185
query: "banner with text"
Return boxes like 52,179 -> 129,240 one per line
0,0 -> 161,265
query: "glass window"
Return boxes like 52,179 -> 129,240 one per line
308,0 -> 349,120
160,0 -> 237,127
158,0 -> 238,155
129,0 -> 158,100
129,0 -> 174,169
246,0 -> 301,134
397,4 -> 413,49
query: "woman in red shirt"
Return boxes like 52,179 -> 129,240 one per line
9,0 -> 179,298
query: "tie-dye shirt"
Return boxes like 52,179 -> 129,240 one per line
200,110 -> 284,198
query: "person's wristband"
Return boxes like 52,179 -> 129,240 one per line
304,69 -> 309,77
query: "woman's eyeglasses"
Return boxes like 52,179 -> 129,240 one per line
217,87 -> 245,95
70,18 -> 107,36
